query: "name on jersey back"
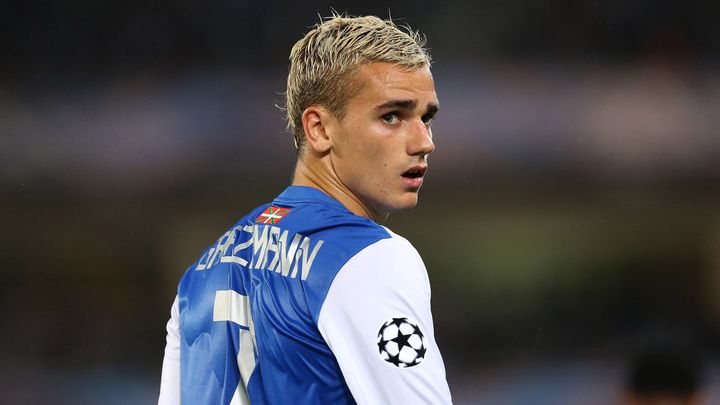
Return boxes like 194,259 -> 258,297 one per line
195,224 -> 325,281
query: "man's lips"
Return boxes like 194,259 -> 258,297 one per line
401,165 -> 427,179
401,165 -> 427,188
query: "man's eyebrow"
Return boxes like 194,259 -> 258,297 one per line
375,99 -> 440,114
375,99 -> 417,111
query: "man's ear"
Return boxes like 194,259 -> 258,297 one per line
301,106 -> 334,154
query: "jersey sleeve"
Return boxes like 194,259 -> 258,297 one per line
317,236 -> 453,405
158,296 -> 181,405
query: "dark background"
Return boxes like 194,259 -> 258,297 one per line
2,1 -> 719,403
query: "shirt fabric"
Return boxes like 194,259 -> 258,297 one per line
158,186 -> 452,404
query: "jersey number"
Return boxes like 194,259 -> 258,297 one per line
213,290 -> 257,405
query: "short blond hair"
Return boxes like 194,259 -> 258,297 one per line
285,15 -> 432,150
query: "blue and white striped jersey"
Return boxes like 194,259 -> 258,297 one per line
158,186 -> 452,404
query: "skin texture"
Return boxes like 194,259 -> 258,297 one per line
293,62 -> 439,221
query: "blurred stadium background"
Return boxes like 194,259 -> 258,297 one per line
2,1 -> 719,403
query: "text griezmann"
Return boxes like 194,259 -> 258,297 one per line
195,224 -> 324,281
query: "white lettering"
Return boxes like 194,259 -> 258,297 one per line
291,238 -> 324,280
217,229 -> 237,262
221,225 -> 254,266
251,226 -> 269,269
274,232 -> 302,276
261,226 -> 281,269
206,230 -> 232,268
197,224 -> 324,280
195,247 -> 211,270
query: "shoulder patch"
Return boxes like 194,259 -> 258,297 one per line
376,317 -> 427,368
256,206 -> 291,224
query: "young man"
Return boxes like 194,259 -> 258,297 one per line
158,15 -> 452,404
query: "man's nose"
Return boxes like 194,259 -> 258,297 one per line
407,119 -> 435,156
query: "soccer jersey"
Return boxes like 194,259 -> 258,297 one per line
158,186 -> 452,404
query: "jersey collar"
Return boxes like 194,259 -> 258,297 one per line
274,186 -> 348,211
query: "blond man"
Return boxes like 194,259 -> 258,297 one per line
159,15 -> 452,404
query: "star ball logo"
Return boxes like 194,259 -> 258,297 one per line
376,317 -> 427,368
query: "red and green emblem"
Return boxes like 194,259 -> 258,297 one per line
255,206 -> 291,224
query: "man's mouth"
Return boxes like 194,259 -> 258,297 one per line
401,166 -> 427,179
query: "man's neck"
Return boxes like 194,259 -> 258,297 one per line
291,158 -> 384,222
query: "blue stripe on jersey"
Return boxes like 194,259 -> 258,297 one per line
178,186 -> 391,404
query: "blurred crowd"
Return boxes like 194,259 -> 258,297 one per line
2,1 -> 719,404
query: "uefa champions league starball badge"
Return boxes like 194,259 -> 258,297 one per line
376,317 -> 427,368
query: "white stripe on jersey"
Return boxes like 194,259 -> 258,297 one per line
213,290 -> 251,325
158,296 -> 181,405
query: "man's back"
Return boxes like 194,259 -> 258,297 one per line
161,186 -> 450,404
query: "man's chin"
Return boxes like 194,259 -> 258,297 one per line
368,192 -> 422,221
386,194 -> 421,213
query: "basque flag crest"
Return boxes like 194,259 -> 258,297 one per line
256,206 -> 291,224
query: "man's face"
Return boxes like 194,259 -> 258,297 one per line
328,62 -> 438,220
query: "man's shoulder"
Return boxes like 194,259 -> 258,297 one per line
265,197 -> 391,250
355,229 -> 421,261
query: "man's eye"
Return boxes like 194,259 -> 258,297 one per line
381,113 -> 399,124
422,113 -> 435,125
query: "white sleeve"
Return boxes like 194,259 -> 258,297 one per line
158,295 -> 181,405
317,236 -> 452,405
